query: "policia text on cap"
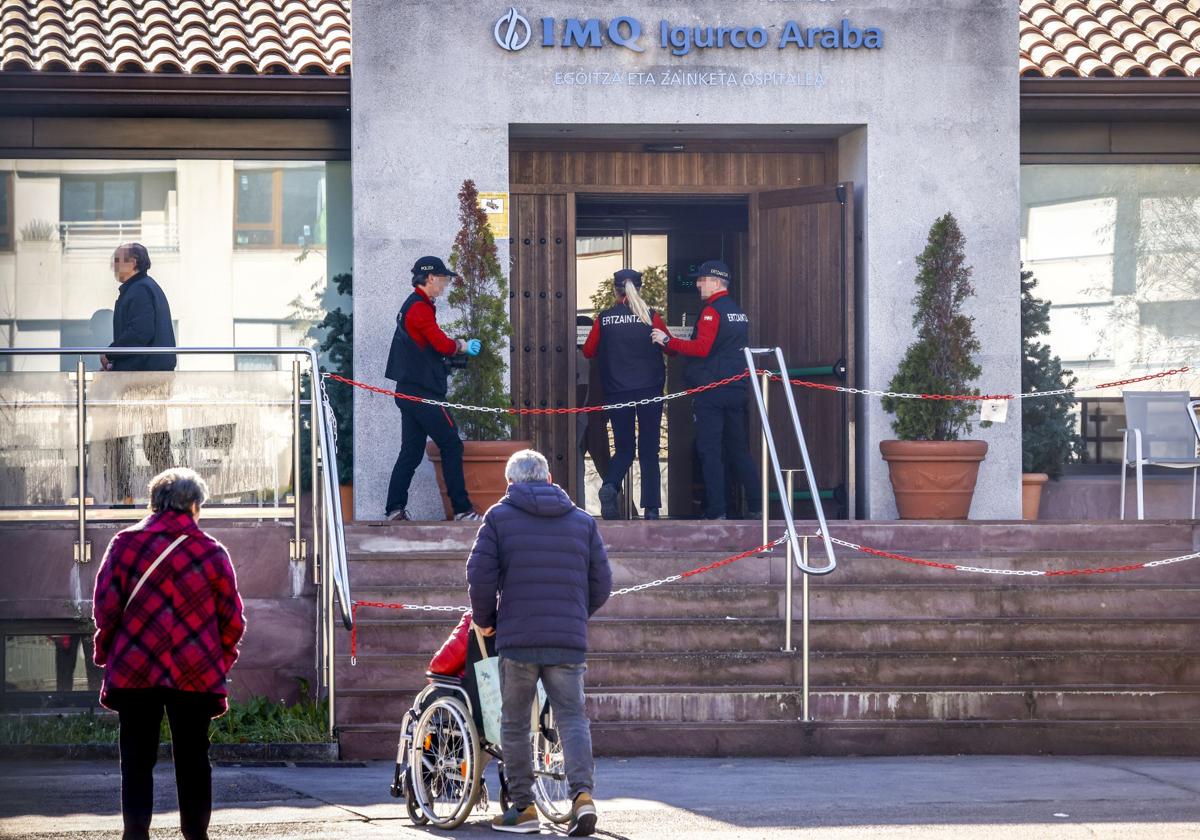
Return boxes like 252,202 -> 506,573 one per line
651,260 -> 763,520
383,256 -> 483,522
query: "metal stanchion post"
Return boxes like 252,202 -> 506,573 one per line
802,535 -> 811,723
74,356 -> 90,563
760,370 -> 770,546
783,470 -> 795,652
311,369 -> 321,586
291,360 -> 305,565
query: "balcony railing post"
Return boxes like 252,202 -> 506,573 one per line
75,355 -> 90,563
760,369 -> 770,547
291,359 -> 305,565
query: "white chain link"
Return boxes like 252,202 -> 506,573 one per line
610,574 -> 684,597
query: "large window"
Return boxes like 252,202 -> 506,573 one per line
234,166 -> 327,249
60,174 -> 140,222
0,159 -> 349,373
1022,165 -> 1200,464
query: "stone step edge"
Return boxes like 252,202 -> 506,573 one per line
335,683 -> 1200,697
346,615 -> 1200,626
337,649 -> 1200,661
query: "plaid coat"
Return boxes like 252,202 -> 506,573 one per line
92,510 -> 245,711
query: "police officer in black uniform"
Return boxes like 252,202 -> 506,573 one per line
581,268 -> 674,520
383,256 -> 481,521
652,260 -> 761,520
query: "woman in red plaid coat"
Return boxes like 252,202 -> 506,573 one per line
93,467 -> 245,840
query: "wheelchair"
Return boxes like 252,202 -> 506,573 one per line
389,632 -> 573,830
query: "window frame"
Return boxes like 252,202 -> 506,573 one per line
233,166 -> 326,250
58,173 -> 142,223
0,172 -> 12,252
2,620 -> 105,710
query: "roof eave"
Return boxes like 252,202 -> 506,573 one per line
1021,77 -> 1200,121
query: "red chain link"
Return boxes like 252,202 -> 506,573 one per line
679,539 -> 781,578
850,542 -> 1150,576
325,371 -> 751,414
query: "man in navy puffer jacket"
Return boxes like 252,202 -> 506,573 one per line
467,449 -> 611,836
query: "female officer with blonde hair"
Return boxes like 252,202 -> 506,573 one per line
581,269 -> 674,520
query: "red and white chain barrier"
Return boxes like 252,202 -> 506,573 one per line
324,365 -> 1190,415
824,533 -> 1200,577
347,535 -> 787,663
345,530 -> 1200,662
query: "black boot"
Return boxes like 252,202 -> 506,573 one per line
643,508 -> 660,520
598,484 -> 620,520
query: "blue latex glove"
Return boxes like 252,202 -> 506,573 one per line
466,339 -> 482,356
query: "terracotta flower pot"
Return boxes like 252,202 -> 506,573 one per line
879,440 -> 989,520
338,484 -> 353,522
1021,472 -> 1049,521
426,440 -> 533,519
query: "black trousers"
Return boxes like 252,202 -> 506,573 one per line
603,387 -> 664,509
693,398 -> 762,519
113,688 -> 219,840
386,396 -> 472,516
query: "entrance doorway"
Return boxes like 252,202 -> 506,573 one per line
508,139 -> 856,519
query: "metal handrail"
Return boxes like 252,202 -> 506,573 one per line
744,346 -> 837,575
0,345 -> 354,630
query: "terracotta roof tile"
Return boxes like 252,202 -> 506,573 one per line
0,0 -> 349,75
1022,0 -> 1200,77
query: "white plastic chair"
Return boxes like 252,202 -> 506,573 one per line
1119,391 -> 1200,520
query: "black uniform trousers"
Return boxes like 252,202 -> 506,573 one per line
386,395 -> 471,516
603,386 -> 664,510
693,390 -> 762,519
112,688 -> 220,840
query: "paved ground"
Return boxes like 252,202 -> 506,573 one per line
1,755 -> 1199,839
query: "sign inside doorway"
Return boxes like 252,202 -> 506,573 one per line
478,191 -> 509,238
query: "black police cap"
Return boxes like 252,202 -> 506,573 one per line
693,260 -> 732,282
411,256 -> 459,278
613,268 -> 643,288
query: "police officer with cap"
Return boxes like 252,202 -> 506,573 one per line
651,260 -> 761,520
582,268 -> 674,520
384,256 -> 482,521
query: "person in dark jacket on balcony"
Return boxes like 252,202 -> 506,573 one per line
92,467 -> 245,840
467,449 -> 611,836
100,243 -> 176,502
383,255 -> 482,522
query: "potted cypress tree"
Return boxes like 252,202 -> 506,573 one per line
425,180 -> 529,516
1020,266 -> 1082,519
879,213 -> 990,519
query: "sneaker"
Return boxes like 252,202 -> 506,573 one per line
598,484 -> 619,520
491,804 -> 539,833
567,792 -> 597,836
643,508 -> 660,521
453,509 -> 482,522
385,508 -> 409,521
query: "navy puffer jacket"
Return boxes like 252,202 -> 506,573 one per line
467,482 -> 611,654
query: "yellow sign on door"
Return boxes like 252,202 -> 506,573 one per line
478,192 -> 509,239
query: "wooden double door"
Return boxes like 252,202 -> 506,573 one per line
509,182 -> 855,518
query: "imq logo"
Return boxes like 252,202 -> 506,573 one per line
494,7 -> 532,51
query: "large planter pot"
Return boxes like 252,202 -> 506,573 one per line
879,440 -> 989,520
426,440 -> 533,519
1021,472 -> 1049,521
338,484 -> 353,522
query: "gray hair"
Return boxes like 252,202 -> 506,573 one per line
505,449 -> 550,484
148,467 -> 209,514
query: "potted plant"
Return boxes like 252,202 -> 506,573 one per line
1020,266 -> 1081,519
879,213 -> 990,519
425,180 -> 529,516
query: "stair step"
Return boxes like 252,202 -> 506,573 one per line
339,616 -> 1200,655
336,650 -> 1200,690
350,583 -> 1200,620
334,685 -> 1200,726
336,718 -> 1200,760
347,549 -> 1200,587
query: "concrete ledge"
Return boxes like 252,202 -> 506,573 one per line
0,742 -> 338,762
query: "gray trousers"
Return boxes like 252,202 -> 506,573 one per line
499,657 -> 594,809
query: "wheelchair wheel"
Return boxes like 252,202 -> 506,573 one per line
409,696 -> 482,829
531,701 -> 572,824
403,772 -> 428,825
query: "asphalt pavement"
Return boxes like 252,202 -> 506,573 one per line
2,755 -> 1199,839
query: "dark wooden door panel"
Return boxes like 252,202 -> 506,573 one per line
510,193 -> 575,492
749,183 -> 854,516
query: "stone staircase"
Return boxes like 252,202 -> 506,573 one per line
336,520 -> 1200,759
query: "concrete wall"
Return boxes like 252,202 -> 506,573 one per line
352,0 -> 1022,520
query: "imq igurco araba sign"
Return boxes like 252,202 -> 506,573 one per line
494,8 -> 883,54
